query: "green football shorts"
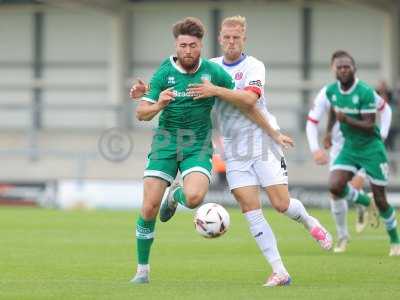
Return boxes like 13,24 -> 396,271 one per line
331,143 -> 389,186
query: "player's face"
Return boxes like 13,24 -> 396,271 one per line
219,25 -> 246,61
175,35 -> 202,71
333,57 -> 355,85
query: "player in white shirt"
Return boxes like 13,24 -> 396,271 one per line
131,16 -> 333,287
187,16 -> 333,286
306,73 -> 392,253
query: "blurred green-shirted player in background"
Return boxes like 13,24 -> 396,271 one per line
130,17 -> 234,284
324,50 -> 400,256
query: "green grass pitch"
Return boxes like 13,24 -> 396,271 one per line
0,207 -> 399,299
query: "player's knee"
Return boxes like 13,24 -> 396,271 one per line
272,202 -> 289,214
329,181 -> 345,197
270,196 -> 289,213
185,190 -> 205,208
141,202 -> 159,219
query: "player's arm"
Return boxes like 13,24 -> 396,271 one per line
336,111 -> 375,134
335,89 -> 377,134
136,88 -> 174,121
188,80 -> 293,148
375,93 -> 392,140
306,87 -> 330,164
324,106 -> 336,149
188,79 -> 257,111
243,106 -> 294,148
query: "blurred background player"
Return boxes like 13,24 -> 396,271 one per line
131,17 -> 236,284
321,50 -> 399,256
306,52 -> 392,252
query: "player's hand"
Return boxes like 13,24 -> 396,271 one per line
187,79 -> 217,100
335,111 -> 347,123
323,133 -> 332,149
129,79 -> 148,99
271,132 -> 295,149
312,149 -> 329,165
157,87 -> 175,109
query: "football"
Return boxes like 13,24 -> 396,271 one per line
194,203 -> 230,238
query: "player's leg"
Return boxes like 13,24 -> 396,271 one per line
350,170 -> 370,233
131,177 -> 169,283
365,152 -> 400,256
329,149 -> 380,230
132,155 -> 178,283
253,153 -> 332,250
159,152 -> 212,222
328,143 -> 350,251
227,169 -> 290,286
265,184 -> 332,250
370,184 -> 400,256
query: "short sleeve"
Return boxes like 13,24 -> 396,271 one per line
243,60 -> 265,97
142,68 -> 166,103
217,66 -> 235,90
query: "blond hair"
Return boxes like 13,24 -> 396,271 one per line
221,15 -> 246,32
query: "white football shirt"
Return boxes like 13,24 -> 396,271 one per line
211,55 -> 279,161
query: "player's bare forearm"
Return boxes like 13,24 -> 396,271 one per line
136,101 -> 162,121
339,112 -> 375,134
326,107 -> 336,134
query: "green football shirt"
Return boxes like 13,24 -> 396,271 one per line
143,56 -> 234,138
325,79 -> 382,149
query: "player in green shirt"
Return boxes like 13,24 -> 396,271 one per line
131,17 -> 237,284
325,50 -> 399,256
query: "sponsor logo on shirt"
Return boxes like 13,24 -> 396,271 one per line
235,72 -> 243,80
173,90 -> 200,98
249,80 -> 262,87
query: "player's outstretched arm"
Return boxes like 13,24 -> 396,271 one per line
135,88 -> 174,121
244,106 -> 294,149
188,79 -> 257,111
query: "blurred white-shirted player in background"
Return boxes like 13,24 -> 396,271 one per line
306,60 -> 392,252
132,16 -> 333,287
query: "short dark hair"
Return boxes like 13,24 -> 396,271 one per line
172,17 -> 205,39
331,50 -> 356,67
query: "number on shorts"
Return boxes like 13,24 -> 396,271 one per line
280,157 -> 287,171
380,163 -> 389,180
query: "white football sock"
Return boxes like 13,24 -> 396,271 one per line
284,198 -> 317,230
137,264 -> 149,273
244,209 -> 288,275
330,199 -> 349,239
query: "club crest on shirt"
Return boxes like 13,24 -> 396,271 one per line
235,72 -> 243,80
352,95 -> 359,104
167,76 -> 175,85
201,74 -> 211,82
